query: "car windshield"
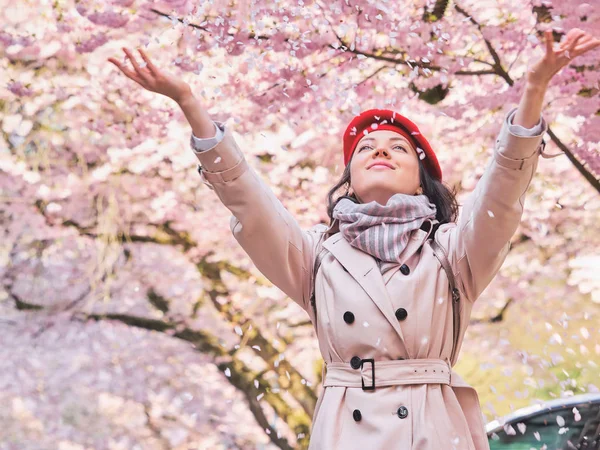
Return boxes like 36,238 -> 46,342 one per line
488,401 -> 600,450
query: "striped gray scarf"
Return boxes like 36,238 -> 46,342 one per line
332,193 -> 437,264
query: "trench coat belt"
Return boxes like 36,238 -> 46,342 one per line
322,359 -> 488,449
323,358 -> 454,390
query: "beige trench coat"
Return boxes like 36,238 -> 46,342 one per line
193,107 -> 548,449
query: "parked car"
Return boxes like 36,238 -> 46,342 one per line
486,393 -> 600,449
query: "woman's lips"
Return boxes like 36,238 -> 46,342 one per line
369,164 -> 394,170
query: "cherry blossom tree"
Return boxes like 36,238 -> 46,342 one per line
2,0 -> 599,448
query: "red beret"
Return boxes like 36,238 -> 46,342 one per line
342,108 -> 442,182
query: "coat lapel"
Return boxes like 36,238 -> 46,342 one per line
322,233 -> 411,357
320,219 -> 437,359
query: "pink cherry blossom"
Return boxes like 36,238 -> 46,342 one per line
2,0 -> 599,448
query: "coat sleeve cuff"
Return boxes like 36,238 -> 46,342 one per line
493,107 -> 548,170
507,109 -> 544,136
190,121 -> 225,152
193,120 -> 249,187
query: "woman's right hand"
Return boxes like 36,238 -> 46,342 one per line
108,47 -> 192,103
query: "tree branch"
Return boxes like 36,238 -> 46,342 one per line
471,298 -> 515,324
452,3 -> 600,191
197,255 -> 319,418
83,311 -> 307,450
546,127 -> 600,193
453,3 -> 513,85
148,6 -> 600,190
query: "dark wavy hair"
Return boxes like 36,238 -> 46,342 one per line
324,154 -> 459,235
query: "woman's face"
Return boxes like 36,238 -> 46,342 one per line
349,130 -> 421,206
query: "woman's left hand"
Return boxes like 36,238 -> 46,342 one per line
527,28 -> 600,86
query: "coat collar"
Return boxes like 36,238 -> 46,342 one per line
321,219 -> 436,358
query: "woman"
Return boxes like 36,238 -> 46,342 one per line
109,29 -> 599,449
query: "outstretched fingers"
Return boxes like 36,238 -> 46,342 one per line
564,32 -> 587,57
571,34 -> 600,56
575,39 -> 600,56
137,48 -> 159,76
545,30 -> 554,56
122,47 -> 151,84
561,32 -> 600,60
107,57 -> 144,85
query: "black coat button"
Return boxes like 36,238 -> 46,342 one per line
400,264 -> 410,275
395,308 -> 408,321
353,409 -> 362,422
343,311 -> 355,324
350,356 -> 362,369
397,406 -> 409,419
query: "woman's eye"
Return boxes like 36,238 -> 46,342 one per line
359,145 -> 406,152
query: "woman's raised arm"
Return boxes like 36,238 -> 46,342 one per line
108,48 -> 326,315
437,28 -> 599,303
108,47 -> 216,138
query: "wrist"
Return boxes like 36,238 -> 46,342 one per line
175,88 -> 194,105
525,77 -> 549,92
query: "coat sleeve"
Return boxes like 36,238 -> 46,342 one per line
191,120 -> 325,312
439,106 -> 549,302
190,121 -> 225,152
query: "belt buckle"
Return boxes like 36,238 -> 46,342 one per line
361,358 -> 375,391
